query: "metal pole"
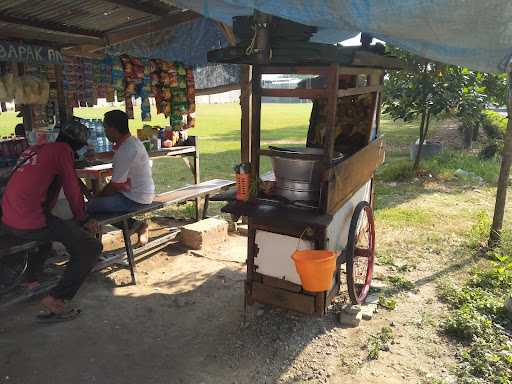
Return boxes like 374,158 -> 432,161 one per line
489,71 -> 512,247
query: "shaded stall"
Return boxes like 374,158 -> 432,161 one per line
0,1 -> 237,304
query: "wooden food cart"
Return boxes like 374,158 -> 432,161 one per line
209,15 -> 404,316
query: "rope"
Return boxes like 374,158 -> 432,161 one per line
245,22 -> 271,59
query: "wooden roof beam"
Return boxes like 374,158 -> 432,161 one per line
0,12 -> 105,39
101,0 -> 179,16
0,26 -> 106,47
216,22 -> 237,46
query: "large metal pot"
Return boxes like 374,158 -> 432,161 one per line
270,148 -> 323,202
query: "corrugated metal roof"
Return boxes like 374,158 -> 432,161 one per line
0,0 -> 171,34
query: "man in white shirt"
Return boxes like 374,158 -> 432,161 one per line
87,110 -> 155,245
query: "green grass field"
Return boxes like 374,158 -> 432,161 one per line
0,102 -> 500,194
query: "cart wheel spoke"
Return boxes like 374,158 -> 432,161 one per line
346,201 -> 375,305
354,248 -> 371,257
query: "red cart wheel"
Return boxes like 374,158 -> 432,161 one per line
346,201 -> 375,304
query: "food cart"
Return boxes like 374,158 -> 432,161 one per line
209,15 -> 404,316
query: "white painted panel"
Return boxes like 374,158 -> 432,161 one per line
254,230 -> 314,285
326,181 -> 372,253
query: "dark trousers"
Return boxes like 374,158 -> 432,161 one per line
87,193 -> 147,233
5,216 -> 102,300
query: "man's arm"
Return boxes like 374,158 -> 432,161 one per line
97,179 -> 131,197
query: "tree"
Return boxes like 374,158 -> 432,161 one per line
450,69 -> 506,149
384,47 -> 507,166
383,47 -> 460,169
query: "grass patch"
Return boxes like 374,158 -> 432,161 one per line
422,151 -> 501,184
367,326 -> 394,360
376,206 -> 434,227
380,116 -> 442,148
436,218 -> 512,383
387,275 -> 416,291
377,151 -> 501,184
378,295 -> 397,310
376,251 -> 395,266
467,211 -> 493,250
377,159 -> 417,182
0,111 -> 22,136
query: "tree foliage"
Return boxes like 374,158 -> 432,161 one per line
383,46 -> 507,167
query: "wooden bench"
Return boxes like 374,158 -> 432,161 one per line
92,178 -> 235,284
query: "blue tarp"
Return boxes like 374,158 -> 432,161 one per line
166,0 -> 512,73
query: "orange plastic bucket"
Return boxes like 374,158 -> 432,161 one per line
292,249 -> 336,292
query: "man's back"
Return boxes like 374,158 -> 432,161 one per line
2,142 -> 85,230
112,136 -> 155,204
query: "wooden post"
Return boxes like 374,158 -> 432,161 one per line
240,65 -> 252,163
489,71 -> 512,246
250,66 -> 262,190
192,136 -> 202,221
216,22 -> 252,164
324,64 -> 339,161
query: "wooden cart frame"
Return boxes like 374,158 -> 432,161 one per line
222,62 -> 387,316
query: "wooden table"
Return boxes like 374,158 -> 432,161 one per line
75,142 -> 199,193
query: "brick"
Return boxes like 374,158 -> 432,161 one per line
180,218 -> 228,250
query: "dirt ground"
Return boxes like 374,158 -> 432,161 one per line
0,216 -> 468,384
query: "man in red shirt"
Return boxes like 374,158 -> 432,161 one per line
2,121 -> 102,321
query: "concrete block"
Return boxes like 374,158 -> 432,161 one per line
180,218 -> 228,250
362,304 -> 378,320
341,304 -> 361,315
365,293 -> 380,305
337,309 -> 362,327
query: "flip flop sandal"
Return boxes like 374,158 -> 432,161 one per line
21,281 -> 41,293
36,308 -> 81,324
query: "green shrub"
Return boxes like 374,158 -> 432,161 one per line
469,260 -> 512,293
388,275 -> 415,291
482,110 -> 507,139
467,211 -> 492,249
438,284 -> 503,317
458,335 -> 512,383
442,304 -> 493,340
378,295 -> 397,310
367,326 -> 394,360
438,226 -> 512,383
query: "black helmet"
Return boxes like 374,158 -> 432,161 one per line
58,120 -> 89,148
